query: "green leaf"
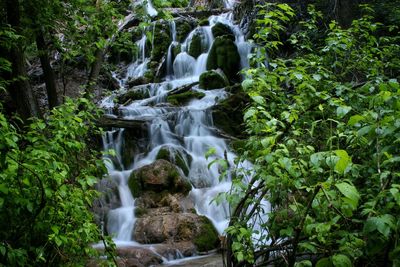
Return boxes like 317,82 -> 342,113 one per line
295,260 -> 312,267
251,95 -> 266,105
205,147 -> 216,160
332,254 -> 352,267
316,257 -> 333,267
336,106 -> 352,118
334,150 -> 351,174
335,182 -> 360,208
364,215 -> 395,238
347,115 -> 364,126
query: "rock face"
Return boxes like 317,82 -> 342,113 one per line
189,0 -> 225,9
128,159 -> 192,197
206,36 -> 241,82
188,31 -> 207,59
199,69 -> 229,90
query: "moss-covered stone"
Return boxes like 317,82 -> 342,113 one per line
156,147 -> 192,176
206,36 -> 241,82
117,90 -> 150,105
128,172 -> 142,198
128,160 -> 192,197
176,20 -> 193,42
151,24 -> 172,62
211,22 -> 234,39
199,69 -> 229,90
134,207 -> 148,217
199,18 -> 210,26
211,84 -> 250,137
188,33 -> 203,59
167,90 -> 205,106
193,216 -> 219,252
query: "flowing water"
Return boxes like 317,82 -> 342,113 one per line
99,0 -> 260,261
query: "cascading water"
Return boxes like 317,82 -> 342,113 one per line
99,0 -> 261,261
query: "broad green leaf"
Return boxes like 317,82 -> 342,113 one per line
244,108 -> 257,121
316,257 -> 333,267
295,260 -> 312,267
364,215 -> 395,238
332,254 -> 352,267
347,115 -> 364,126
334,150 -> 351,174
336,106 -> 352,118
335,182 -> 360,208
251,95 -> 266,105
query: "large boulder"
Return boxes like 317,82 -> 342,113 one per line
133,213 -> 220,252
199,69 -> 229,90
211,22 -> 234,39
188,33 -> 204,59
176,18 -> 196,42
166,90 -> 205,106
128,159 -> 192,197
135,192 -> 196,215
206,36 -> 241,82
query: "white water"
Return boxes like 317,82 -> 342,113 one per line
100,0 -> 261,257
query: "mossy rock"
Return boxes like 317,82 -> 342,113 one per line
188,33 -> 203,59
134,207 -> 148,217
199,18 -> 210,26
193,216 -> 219,252
176,20 -> 193,42
117,90 -> 150,104
156,146 -> 192,176
211,22 -> 234,39
206,36 -> 240,82
172,43 -> 182,62
151,28 -> 172,62
167,90 -> 205,106
199,69 -> 229,90
128,160 -> 191,197
211,84 -> 250,137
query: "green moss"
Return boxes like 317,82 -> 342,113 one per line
167,91 -> 205,106
206,36 -> 240,82
156,148 -> 171,161
193,216 -> 219,252
211,22 -> 234,39
152,30 -> 171,61
176,21 -> 193,42
128,172 -> 142,198
117,90 -> 149,104
134,207 -> 148,217
199,18 -> 209,26
188,34 -> 203,59
175,154 -> 189,176
199,70 -> 229,90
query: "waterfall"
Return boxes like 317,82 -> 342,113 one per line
99,2 -> 258,260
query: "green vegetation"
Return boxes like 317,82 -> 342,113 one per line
167,90 -> 206,106
223,3 -> 400,267
0,98 -> 114,265
193,216 -> 220,252
206,36 -> 240,82
199,69 -> 229,90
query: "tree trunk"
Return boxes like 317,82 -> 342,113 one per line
85,49 -> 104,96
36,28 -> 60,109
5,0 -> 41,120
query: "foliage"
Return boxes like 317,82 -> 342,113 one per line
0,98 -> 115,266
226,3 -> 400,267
152,0 -> 189,8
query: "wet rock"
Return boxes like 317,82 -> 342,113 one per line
206,36 -> 240,82
92,177 -> 120,226
128,160 -> 192,197
126,77 -> 151,88
152,241 -> 197,258
211,22 -> 234,39
135,192 -> 195,215
156,146 -> 193,176
117,89 -> 150,105
166,90 -> 205,106
151,22 -> 172,62
188,29 -> 210,59
133,213 -> 220,252
176,18 -> 196,42
211,84 -> 249,138
199,69 -> 229,90
189,0 -> 224,9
